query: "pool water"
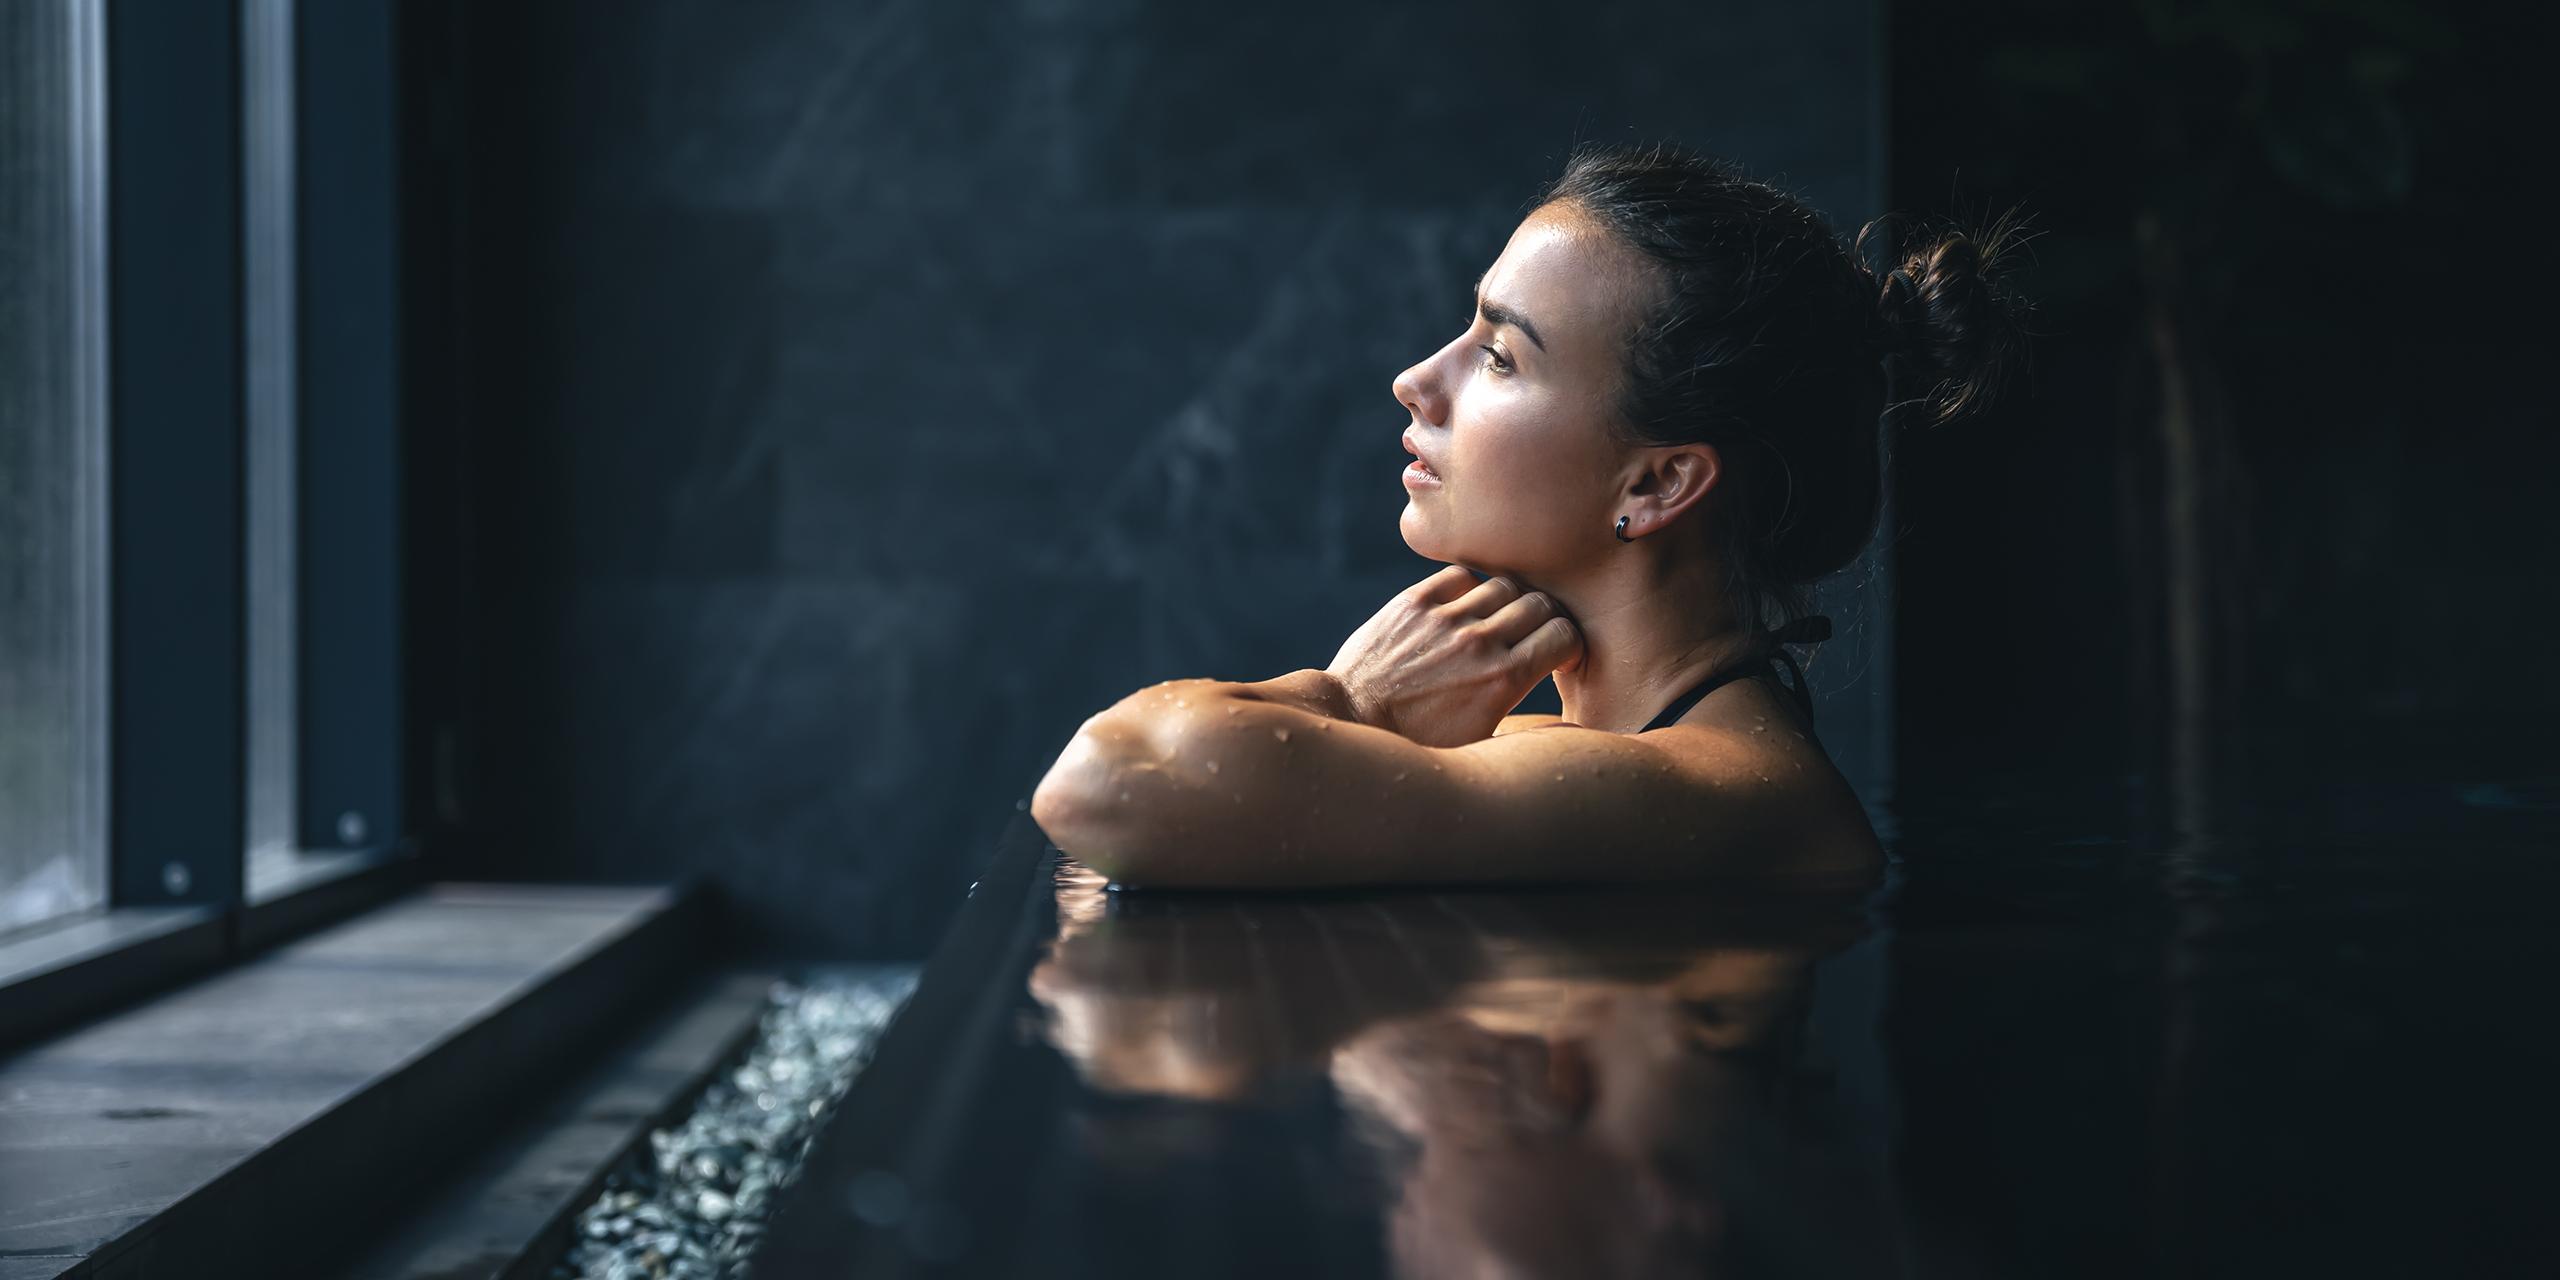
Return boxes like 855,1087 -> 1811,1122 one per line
1865,766 -> 2560,1276
759,759 -> 2560,1278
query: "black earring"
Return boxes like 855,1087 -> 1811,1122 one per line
1614,515 -> 1632,543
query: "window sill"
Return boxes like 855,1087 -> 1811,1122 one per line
0,848 -> 417,1048
0,906 -> 223,1048
0,879 -> 711,1277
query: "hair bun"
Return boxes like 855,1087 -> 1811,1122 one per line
1867,264 -> 1924,362
1855,212 -> 2037,430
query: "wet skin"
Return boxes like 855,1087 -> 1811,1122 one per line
1031,204 -> 1885,888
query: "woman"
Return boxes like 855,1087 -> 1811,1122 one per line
1032,140 -> 2029,888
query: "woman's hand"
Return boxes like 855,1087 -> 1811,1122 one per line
1325,565 -> 1585,748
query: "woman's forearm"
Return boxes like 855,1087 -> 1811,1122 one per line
1029,670 -> 1367,869
1085,671 -> 1365,725
1223,668 -> 1365,724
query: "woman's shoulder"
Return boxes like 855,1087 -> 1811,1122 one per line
1637,678 -> 1882,878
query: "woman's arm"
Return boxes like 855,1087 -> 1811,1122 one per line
1085,670 -> 1550,738
1029,687 -> 1872,890
1031,566 -> 1597,880
1223,669 -> 1367,723
1029,671 -> 1364,860
1088,671 -> 1366,730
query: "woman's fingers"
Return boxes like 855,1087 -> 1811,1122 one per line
1481,585 -> 1582,674
1406,564 -> 1582,674
1514,613 -> 1583,677
1482,587 -> 1556,642
1448,573 -> 1524,617
1407,563 -> 1480,606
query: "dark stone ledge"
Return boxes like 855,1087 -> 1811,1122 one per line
0,881 -> 710,1279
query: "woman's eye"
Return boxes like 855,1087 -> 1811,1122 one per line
1478,344 -> 1511,374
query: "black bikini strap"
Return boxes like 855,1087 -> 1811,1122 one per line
1765,614 -> 1828,736
1639,614 -> 1832,735
1640,661 -> 1760,734
1768,614 -> 1829,740
1764,643 -> 1820,739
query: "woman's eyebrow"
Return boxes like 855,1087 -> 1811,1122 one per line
1473,271 -> 1547,351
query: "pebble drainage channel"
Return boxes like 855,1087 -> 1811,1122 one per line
552,967 -> 920,1280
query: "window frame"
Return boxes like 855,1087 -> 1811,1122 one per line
0,0 -> 415,1047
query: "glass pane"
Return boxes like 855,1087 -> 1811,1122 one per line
243,0 -> 300,894
0,0 -> 108,938
241,0 -> 375,903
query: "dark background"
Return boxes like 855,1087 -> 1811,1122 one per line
395,0 -> 2546,960
1891,0 -> 2547,791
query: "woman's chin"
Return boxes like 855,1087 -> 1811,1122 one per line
1398,508 -> 1441,559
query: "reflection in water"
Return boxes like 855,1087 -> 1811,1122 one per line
1030,862 -> 1909,1277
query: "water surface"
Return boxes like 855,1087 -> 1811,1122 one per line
763,761 -> 2560,1277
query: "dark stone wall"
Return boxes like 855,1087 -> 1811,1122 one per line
403,0 -> 1885,957
1884,0 -> 2554,785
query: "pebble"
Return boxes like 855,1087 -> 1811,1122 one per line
550,969 -> 917,1280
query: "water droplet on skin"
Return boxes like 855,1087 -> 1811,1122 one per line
1176,698 -> 1188,708
1232,792 -> 1243,802
1119,790 -> 1132,801
1318,721 -> 1332,730
1430,762 -> 1443,772
1392,772 -> 1407,782
1225,706 -> 1240,716
1751,725 -> 1766,733
1273,728 -> 1291,742
1205,759 -> 1221,774
1757,774 -> 1770,783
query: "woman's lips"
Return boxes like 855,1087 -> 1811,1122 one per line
1400,428 -> 1442,487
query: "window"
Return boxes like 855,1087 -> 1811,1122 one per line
0,0 -> 109,941
2,0 -> 409,1035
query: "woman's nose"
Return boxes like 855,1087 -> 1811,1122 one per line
1392,361 -> 1438,425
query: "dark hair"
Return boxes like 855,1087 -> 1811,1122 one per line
1535,139 -> 2035,639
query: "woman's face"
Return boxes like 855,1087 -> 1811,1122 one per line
1391,202 -> 1655,577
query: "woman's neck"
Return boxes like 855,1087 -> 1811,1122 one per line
1527,552 -> 1757,735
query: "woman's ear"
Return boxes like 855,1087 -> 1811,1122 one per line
1632,442 -> 1722,517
